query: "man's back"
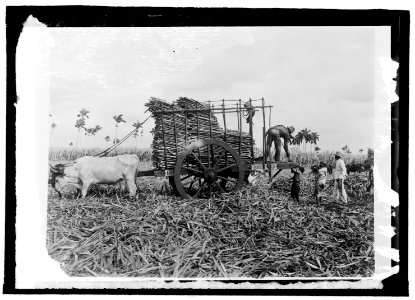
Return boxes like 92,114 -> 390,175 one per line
269,125 -> 290,140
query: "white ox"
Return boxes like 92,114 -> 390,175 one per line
50,154 -> 140,198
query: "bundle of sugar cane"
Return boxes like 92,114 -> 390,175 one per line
147,97 -> 253,170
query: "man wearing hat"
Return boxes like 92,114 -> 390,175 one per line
333,150 -> 348,203
265,125 -> 295,162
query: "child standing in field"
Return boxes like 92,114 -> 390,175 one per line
290,166 -> 304,204
313,162 -> 328,206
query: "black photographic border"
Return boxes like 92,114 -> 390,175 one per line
4,6 -> 409,296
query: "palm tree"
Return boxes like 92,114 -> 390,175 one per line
310,132 -> 320,152
92,125 -> 102,148
84,127 -> 93,147
295,132 -> 304,152
140,129 -> 144,149
113,114 -> 126,141
342,145 -> 351,154
104,136 -> 111,144
75,118 -> 86,130
315,146 -> 321,153
92,125 -> 102,135
132,121 -> 142,131
69,142 -> 73,147
132,121 -> 142,148
359,148 -> 364,153
74,118 -> 86,148
77,108 -> 90,120
290,135 -> 297,147
300,128 -> 311,152
84,125 -> 102,147
84,128 -> 94,136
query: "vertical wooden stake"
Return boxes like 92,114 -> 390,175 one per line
238,99 -> 242,157
262,97 -> 266,173
222,99 -> 228,166
161,114 -> 168,170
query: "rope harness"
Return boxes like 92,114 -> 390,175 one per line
95,114 -> 151,158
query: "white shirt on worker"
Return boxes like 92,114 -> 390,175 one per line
334,159 -> 347,179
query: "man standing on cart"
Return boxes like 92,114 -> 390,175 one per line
265,125 -> 295,162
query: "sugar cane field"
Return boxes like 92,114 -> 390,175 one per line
47,151 -> 374,278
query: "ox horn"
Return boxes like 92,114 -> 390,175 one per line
49,164 -> 58,172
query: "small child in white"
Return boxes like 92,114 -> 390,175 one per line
312,162 -> 328,206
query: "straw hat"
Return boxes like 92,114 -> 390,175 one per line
334,150 -> 343,157
287,126 -> 295,134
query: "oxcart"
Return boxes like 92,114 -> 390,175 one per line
137,97 -> 299,199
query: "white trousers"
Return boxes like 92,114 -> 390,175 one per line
333,179 -> 348,203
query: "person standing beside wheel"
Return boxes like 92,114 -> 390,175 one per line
333,150 -> 348,204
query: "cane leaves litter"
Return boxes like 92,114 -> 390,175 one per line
47,173 -> 374,278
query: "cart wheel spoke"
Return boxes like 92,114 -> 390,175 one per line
217,163 -> 237,173
184,177 -> 200,190
187,180 -> 197,192
206,145 -> 211,168
213,150 -> 227,169
217,175 -> 237,183
194,180 -> 206,198
191,152 -> 206,170
180,174 -> 193,181
213,181 -> 225,193
181,166 -> 203,175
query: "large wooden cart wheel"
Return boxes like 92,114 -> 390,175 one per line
174,139 -> 245,199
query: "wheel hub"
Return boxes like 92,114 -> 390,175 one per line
204,168 -> 217,183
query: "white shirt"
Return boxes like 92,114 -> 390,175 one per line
334,159 -> 347,179
318,167 -> 327,185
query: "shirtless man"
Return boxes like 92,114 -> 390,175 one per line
265,125 -> 295,162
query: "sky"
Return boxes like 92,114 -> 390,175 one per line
47,26 -> 379,152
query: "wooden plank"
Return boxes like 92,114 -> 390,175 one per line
152,105 -> 273,114
136,169 -> 156,177
276,162 -> 300,169
154,169 -> 174,177
251,161 -> 300,171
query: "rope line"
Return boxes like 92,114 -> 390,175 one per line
95,114 -> 152,157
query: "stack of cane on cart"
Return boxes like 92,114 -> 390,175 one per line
145,97 -> 253,170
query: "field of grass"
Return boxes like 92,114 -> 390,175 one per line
47,160 -> 374,278
49,147 -> 152,162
